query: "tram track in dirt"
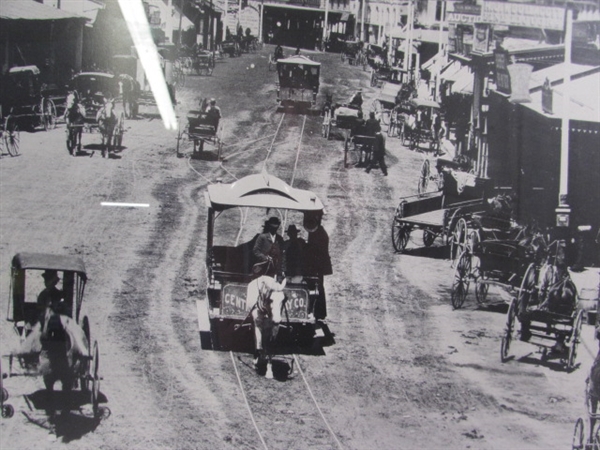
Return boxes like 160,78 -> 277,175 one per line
185,109 -> 345,449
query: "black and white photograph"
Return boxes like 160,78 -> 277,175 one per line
0,0 -> 599,448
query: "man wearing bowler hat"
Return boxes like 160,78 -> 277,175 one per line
253,217 -> 285,278
37,269 -> 65,320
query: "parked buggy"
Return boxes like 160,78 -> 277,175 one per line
221,40 -> 242,57
192,51 -> 215,76
198,172 -> 328,355
402,98 -> 443,152
500,239 -> 583,371
69,72 -> 126,158
6,253 -> 101,417
1,66 -> 58,132
391,170 -> 492,255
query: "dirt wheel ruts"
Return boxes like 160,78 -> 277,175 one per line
501,298 -> 517,362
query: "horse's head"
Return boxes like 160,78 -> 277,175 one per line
257,276 -> 287,326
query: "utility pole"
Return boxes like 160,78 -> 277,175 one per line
404,0 -> 413,73
556,7 -> 573,229
323,0 -> 329,49
360,0 -> 365,42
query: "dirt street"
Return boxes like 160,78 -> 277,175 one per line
0,46 -> 596,450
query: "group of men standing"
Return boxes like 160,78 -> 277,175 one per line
252,216 -> 332,320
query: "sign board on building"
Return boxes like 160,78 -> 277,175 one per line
453,3 -> 482,15
494,48 -> 511,94
473,23 -> 489,54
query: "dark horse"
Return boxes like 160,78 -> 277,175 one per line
64,91 -> 86,155
17,307 -> 90,413
247,276 -> 287,379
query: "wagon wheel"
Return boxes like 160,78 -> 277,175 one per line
4,115 -> 20,157
370,70 -> 377,87
501,297 -> 517,362
450,218 -> 468,264
451,250 -> 471,309
90,340 -> 100,418
392,223 -> 411,253
422,228 -> 435,247
474,271 -> 489,304
43,99 -> 57,131
572,417 -> 584,450
80,316 -> 91,391
417,159 -> 430,196
409,132 -> 418,151
518,263 -> 538,318
567,309 -> 584,371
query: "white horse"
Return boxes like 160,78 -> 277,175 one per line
246,276 -> 287,379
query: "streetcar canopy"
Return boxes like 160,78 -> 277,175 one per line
206,172 -> 324,212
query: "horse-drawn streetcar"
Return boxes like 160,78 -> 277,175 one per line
276,55 -> 320,112
6,253 -> 101,417
198,173 -> 329,377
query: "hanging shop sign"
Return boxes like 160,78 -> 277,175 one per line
494,47 -> 511,94
473,23 -> 489,54
508,63 -> 533,103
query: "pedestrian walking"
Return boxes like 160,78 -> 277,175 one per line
365,132 -> 388,176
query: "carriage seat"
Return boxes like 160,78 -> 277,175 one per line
210,235 -> 259,278
187,110 -> 217,135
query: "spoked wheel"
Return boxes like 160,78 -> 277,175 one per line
370,70 -> 377,87
450,218 -> 468,264
451,250 -> 471,309
475,276 -> 489,304
572,417 -> 585,450
567,309 -> 584,371
343,133 -> 350,168
518,263 -> 538,318
501,298 -> 517,362
4,115 -> 20,156
81,316 -> 91,391
44,99 -> 57,131
422,228 -> 435,247
392,222 -> 411,253
418,159 -> 430,196
90,340 -> 100,418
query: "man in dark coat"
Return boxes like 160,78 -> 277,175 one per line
36,270 -> 65,322
253,217 -> 285,278
282,224 -> 305,281
365,132 -> 388,176
303,217 -> 333,320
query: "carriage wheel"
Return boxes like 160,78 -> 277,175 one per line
422,228 -> 435,247
450,218 -> 468,264
4,116 -> 20,157
81,316 -> 91,391
370,70 -> 377,87
475,279 -> 489,304
418,159 -> 430,196
391,222 -> 411,253
343,134 -> 350,168
567,309 -> 584,371
518,263 -> 538,318
90,340 -> 100,418
501,298 -> 517,362
572,417 -> 585,450
43,99 -> 57,131
451,250 -> 471,309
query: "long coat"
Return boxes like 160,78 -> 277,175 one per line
253,232 -> 284,275
304,225 -> 333,276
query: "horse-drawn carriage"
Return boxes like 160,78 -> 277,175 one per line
176,99 -> 223,158
198,173 -> 328,376
391,169 -> 493,255
221,40 -> 242,58
1,66 -> 58,132
68,72 -> 126,157
6,253 -> 101,417
499,239 -> 583,371
341,40 -> 366,67
192,51 -> 215,76
276,55 -> 320,112
417,156 -> 473,197
401,98 -> 443,152
371,82 -> 401,128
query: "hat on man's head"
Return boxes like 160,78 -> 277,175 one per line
266,217 -> 281,226
369,111 -> 375,119
286,225 -> 299,234
210,98 -> 216,104
42,270 -> 60,283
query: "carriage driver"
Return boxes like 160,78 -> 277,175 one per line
253,217 -> 285,280
348,88 -> 363,111
205,98 -> 221,130
37,270 -> 66,321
